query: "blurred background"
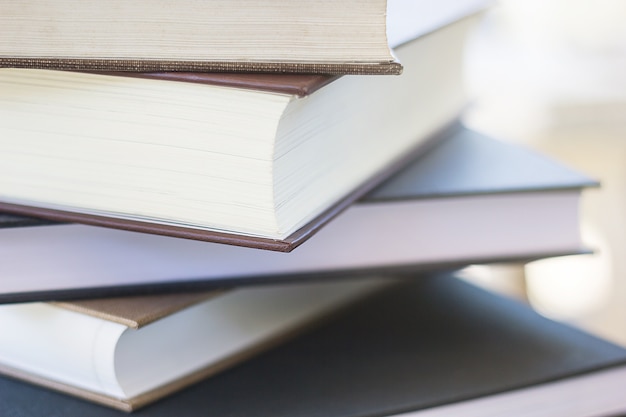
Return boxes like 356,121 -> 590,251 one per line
460,0 -> 626,345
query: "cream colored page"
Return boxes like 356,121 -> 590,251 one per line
0,0 -> 389,61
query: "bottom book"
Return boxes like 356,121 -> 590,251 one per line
2,273 -> 626,416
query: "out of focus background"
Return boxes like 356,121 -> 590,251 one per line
461,0 -> 626,345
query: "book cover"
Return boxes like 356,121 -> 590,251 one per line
51,291 -> 223,329
0,127 -> 596,303
2,273 -> 626,416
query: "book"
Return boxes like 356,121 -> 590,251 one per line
0,126 -> 596,303
0,277 -> 386,411
0,0 -> 489,75
0,0 -> 401,75
2,273 -> 626,416
0,6 -> 484,252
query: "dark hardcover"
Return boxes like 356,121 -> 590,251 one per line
0,126 -> 596,303
3,274 -> 626,416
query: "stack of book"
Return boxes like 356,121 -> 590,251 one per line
1,1 -> 625,416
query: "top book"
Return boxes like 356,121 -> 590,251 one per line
0,0 -> 405,75
0,2 -> 486,251
0,0 -> 488,75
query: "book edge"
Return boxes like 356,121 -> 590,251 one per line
0,59 -> 402,76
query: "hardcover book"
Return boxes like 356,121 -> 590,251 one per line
0,8 -> 484,251
0,0 -> 489,75
0,278 -> 385,411
0,127 -> 596,303
2,273 -> 625,416
1,0 -> 403,75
